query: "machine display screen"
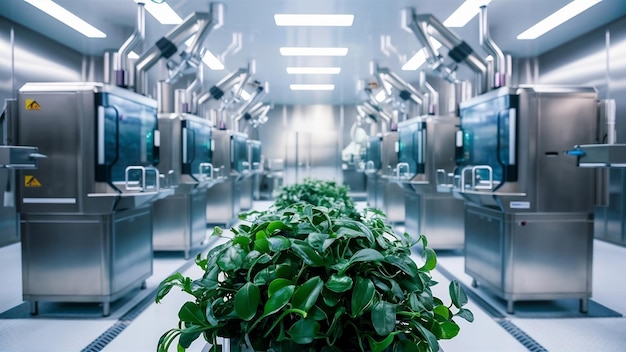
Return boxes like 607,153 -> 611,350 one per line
97,93 -> 159,183
232,134 -> 249,173
365,136 -> 382,170
182,119 -> 212,178
398,120 -> 426,176
459,94 -> 518,185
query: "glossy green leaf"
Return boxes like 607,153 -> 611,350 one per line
326,274 -> 353,293
420,248 -> 437,271
385,255 -> 419,276
439,321 -> 461,339
306,232 -> 329,251
411,321 -> 440,352
351,277 -> 375,317
178,302 -> 207,326
205,300 -> 218,326
409,293 -> 426,313
232,235 -> 250,249
456,307 -> 475,322
349,248 -> 385,264
275,264 -> 295,279
267,236 -> 291,252
263,285 -> 295,315
178,325 -> 204,348
253,267 -> 271,286
308,305 -> 328,321
449,281 -> 468,308
287,319 -> 320,344
366,332 -> 397,352
217,245 -> 246,272
234,282 -> 260,321
291,240 -> 325,267
292,276 -> 323,312
322,289 -> 341,307
254,230 -> 270,253
267,220 -> 289,234
371,301 -> 396,336
156,272 -> 185,303
268,278 -> 293,297
433,305 -> 450,320
322,238 -> 336,252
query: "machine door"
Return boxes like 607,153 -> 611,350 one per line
398,120 -> 426,176
364,136 -> 382,173
458,94 -> 518,189
96,93 -> 159,186
182,119 -> 212,181
231,133 -> 249,174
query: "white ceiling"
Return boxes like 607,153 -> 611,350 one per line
2,0 -> 626,105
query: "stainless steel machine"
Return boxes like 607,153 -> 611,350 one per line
0,100 -> 43,247
392,115 -> 465,249
15,82 -> 172,316
206,129 -> 248,227
452,85 -> 599,314
239,139 -> 261,210
153,100 -> 222,258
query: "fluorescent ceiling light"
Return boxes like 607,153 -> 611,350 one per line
274,14 -> 354,26
517,0 -> 602,40
138,0 -> 182,25
286,67 -> 341,74
23,0 -> 106,38
402,39 -> 443,71
290,84 -> 335,91
128,51 -> 139,59
240,89 -> 251,101
280,47 -> 348,56
443,0 -> 492,27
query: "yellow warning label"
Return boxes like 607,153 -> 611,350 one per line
24,176 -> 42,187
25,99 -> 41,110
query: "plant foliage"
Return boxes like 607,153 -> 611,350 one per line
273,179 -> 360,220
156,199 -> 473,352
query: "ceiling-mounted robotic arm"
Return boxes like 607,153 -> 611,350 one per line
196,63 -> 254,107
401,7 -> 488,94
134,2 -> 224,95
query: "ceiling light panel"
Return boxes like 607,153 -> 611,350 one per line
201,50 -> 225,70
286,67 -> 341,74
280,47 -> 349,56
23,0 -> 106,38
290,84 -> 335,91
517,0 -> 602,40
138,0 -> 182,25
443,0 -> 492,27
274,14 -> 354,26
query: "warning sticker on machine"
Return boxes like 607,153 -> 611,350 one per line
24,176 -> 42,187
25,99 -> 41,110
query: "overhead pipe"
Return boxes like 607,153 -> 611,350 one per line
418,71 -> 438,115
233,81 -> 268,121
479,5 -> 506,88
402,8 -> 488,94
116,2 -> 145,88
167,2 -> 224,83
375,65 -> 425,107
134,3 -> 224,96
186,60 -> 204,114
361,101 -> 392,132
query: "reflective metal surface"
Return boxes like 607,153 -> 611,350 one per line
15,83 -> 167,315
455,85 -> 598,312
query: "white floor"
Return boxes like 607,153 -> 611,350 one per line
1,201 -> 626,352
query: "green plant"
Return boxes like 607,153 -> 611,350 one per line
156,203 -> 473,352
274,179 -> 360,220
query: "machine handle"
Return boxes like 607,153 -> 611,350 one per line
436,169 -> 448,186
242,161 -> 250,174
396,162 -> 410,178
199,162 -> 214,180
364,160 -> 376,174
460,166 -> 472,192
125,166 -> 160,192
252,161 -> 261,173
472,165 -> 493,190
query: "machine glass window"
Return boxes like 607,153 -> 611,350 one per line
99,93 -> 158,183
183,120 -> 212,178
365,136 -> 382,170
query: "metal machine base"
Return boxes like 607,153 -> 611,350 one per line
153,190 -> 208,259
404,192 -> 464,249
21,206 -> 154,317
377,178 -> 405,223
206,179 -> 240,228
239,177 -> 253,211
464,205 -> 593,314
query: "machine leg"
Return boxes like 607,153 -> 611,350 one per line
29,301 -> 38,315
103,302 -> 110,317
506,299 -> 515,314
141,281 -> 147,290
471,279 -> 478,288
184,249 -> 190,260
580,298 -> 588,313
